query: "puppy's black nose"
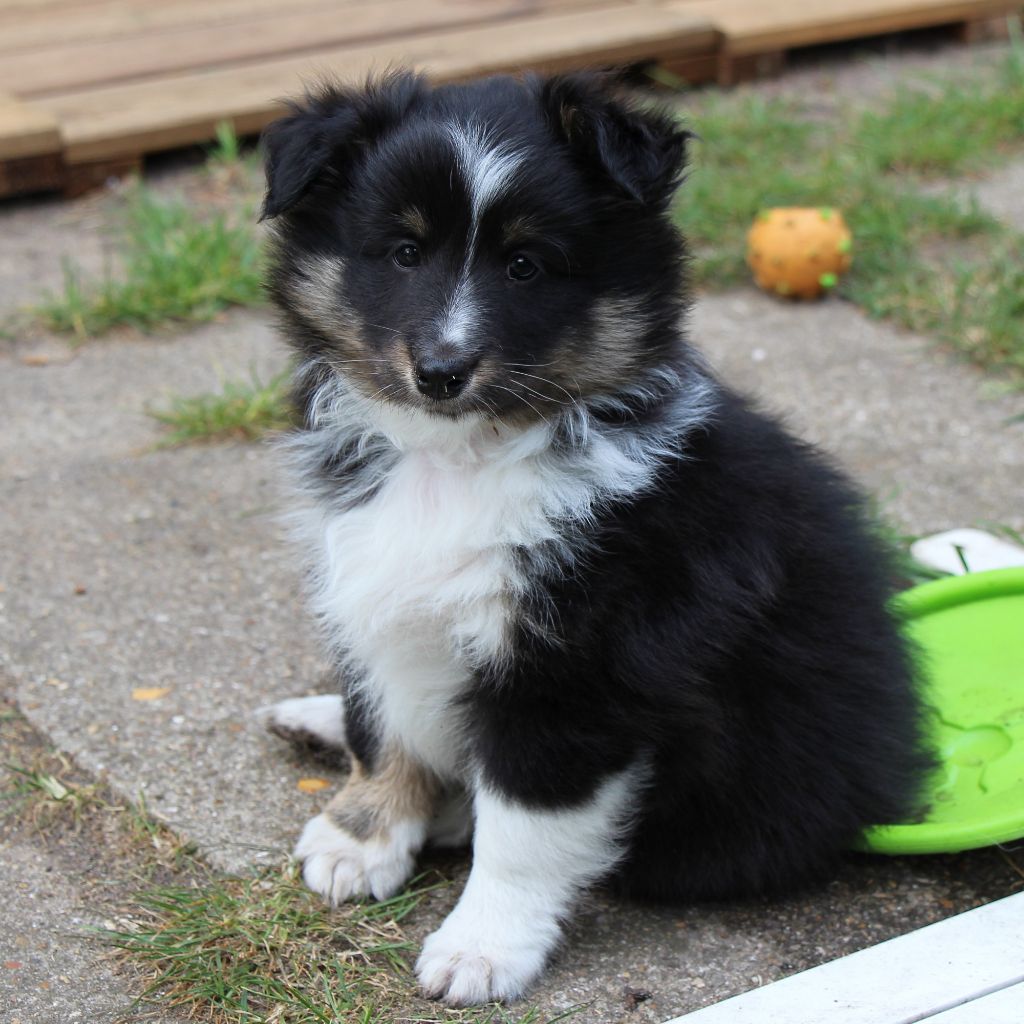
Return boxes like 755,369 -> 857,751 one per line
414,356 -> 475,401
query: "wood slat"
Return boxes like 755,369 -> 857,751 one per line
0,0 -> 616,98
0,92 -> 61,160
0,0 -> 400,53
671,0 -> 1020,56
0,0 -> 99,11
0,0 -> 590,53
0,92 -> 63,196
28,4 -> 717,164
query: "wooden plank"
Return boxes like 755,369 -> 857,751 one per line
0,0 -> 97,11
670,0 -> 1021,55
0,0 -> 618,98
923,983 -> 1024,1023
0,91 -> 64,196
0,92 -> 61,160
0,0 -> 593,53
664,892 -> 1024,1024
0,0 -> 400,52
29,5 -> 717,164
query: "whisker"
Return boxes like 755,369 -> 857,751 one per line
363,322 -> 403,336
367,381 -> 401,404
505,377 -> 569,406
475,394 -> 513,435
489,384 -> 551,427
508,369 -> 581,405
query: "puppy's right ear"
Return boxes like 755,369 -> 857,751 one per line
260,97 -> 358,220
260,72 -> 425,221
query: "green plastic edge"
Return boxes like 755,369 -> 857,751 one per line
860,567 -> 1024,855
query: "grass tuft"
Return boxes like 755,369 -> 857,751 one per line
206,120 -> 263,191
38,184 -> 264,339
104,866 -> 443,1024
853,51 -> 1024,177
3,756 -> 103,829
149,370 -> 293,446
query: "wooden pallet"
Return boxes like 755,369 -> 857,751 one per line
1,0 -> 718,196
0,0 -> 1020,197
666,0 -> 1022,85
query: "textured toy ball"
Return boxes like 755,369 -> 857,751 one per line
746,207 -> 853,299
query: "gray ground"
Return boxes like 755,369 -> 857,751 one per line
2,36 -> 1024,1024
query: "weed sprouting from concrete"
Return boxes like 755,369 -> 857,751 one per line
149,369 -> 293,445
38,182 -> 264,339
103,866 -> 445,1024
3,757 -> 103,829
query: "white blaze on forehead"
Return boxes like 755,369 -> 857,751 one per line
436,123 -> 521,352
446,120 -> 523,227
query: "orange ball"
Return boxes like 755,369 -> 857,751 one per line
746,207 -> 853,300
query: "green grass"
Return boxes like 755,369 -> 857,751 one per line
105,866 -> 434,1024
675,44 -> 1024,382
38,183 -> 264,339
854,47 -> 1024,177
149,370 -> 293,445
205,120 -> 264,190
104,865 -> 579,1024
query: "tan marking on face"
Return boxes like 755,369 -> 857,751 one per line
501,215 -> 541,249
285,254 -> 409,397
548,294 -> 654,397
324,745 -> 439,842
286,254 -> 357,342
398,207 -> 429,238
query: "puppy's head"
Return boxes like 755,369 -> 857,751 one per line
262,71 -> 690,423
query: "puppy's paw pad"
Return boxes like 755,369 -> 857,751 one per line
416,925 -> 545,1005
256,695 -> 344,749
294,814 -> 417,905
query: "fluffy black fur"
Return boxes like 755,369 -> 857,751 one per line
262,71 -> 933,903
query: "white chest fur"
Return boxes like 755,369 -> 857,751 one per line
287,382 -> 704,779
295,417 -> 564,776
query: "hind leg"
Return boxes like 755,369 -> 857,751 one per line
256,694 -> 347,750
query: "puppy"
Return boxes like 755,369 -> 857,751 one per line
257,71 -> 931,1006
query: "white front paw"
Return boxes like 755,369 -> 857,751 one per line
294,813 -> 419,904
416,913 -> 551,1005
256,694 -> 346,749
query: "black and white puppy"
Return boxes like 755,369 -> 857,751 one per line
258,71 -> 931,1005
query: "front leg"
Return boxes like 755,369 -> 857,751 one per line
296,746 -> 439,904
416,768 -> 641,1005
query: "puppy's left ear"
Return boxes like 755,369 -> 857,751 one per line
540,74 -> 691,209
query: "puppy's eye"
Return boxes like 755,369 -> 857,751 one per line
507,253 -> 538,282
393,242 -> 421,269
